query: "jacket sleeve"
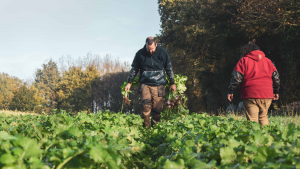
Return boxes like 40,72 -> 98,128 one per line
127,53 -> 140,83
228,71 -> 244,94
164,52 -> 175,85
272,70 -> 280,94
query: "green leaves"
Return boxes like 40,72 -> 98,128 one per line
0,153 -> 17,164
253,146 -> 277,164
62,148 -> 74,158
13,137 -> 42,158
152,112 -> 300,168
220,147 -> 237,165
89,145 -> 122,169
120,76 -> 139,98
163,159 -> 185,169
228,138 -> 241,148
210,125 -> 219,133
0,111 -> 146,168
120,81 -> 129,97
174,74 -> 187,94
89,145 -> 108,163
163,74 -> 189,120
0,131 -> 17,140
282,123 -> 297,142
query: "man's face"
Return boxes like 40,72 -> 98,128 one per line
146,43 -> 157,56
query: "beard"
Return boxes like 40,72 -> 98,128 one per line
147,50 -> 156,56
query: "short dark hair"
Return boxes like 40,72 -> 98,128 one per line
240,41 -> 260,58
146,37 -> 157,45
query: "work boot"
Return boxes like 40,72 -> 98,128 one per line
142,109 -> 151,128
150,108 -> 161,127
143,116 -> 151,128
151,114 -> 161,127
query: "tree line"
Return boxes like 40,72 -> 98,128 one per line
157,0 -> 300,113
0,54 -> 141,114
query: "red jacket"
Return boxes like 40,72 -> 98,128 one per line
234,50 -> 277,100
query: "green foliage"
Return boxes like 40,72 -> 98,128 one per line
2,111 -> 300,168
0,111 -> 145,168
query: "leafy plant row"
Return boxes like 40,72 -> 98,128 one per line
1,111 -> 300,168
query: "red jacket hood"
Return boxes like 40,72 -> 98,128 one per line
244,50 -> 265,61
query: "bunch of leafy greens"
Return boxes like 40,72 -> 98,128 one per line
120,76 -> 139,102
120,77 -> 139,113
121,74 -> 187,103
165,74 -> 188,94
164,74 -> 188,120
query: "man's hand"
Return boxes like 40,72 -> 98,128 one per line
273,94 -> 279,100
169,84 -> 176,93
125,83 -> 131,92
228,94 -> 233,102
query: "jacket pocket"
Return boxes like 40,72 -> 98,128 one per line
157,85 -> 166,97
140,70 -> 166,85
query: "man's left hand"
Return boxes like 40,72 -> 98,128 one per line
273,94 -> 279,100
169,84 -> 176,93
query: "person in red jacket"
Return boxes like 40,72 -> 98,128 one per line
227,42 -> 280,126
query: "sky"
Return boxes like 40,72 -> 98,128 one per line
0,0 -> 161,80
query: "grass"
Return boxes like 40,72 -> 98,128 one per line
0,109 -> 40,116
1,108 -> 300,127
221,109 -> 300,127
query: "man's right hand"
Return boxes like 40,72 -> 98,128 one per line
227,94 -> 233,102
125,83 -> 131,92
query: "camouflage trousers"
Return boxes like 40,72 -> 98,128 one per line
140,84 -> 165,128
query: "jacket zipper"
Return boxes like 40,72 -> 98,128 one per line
151,56 -> 153,65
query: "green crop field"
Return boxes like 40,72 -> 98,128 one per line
1,110 -> 300,168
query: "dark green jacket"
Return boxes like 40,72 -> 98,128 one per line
128,45 -> 174,86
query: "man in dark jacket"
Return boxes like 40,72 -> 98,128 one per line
228,42 -> 280,126
125,37 -> 176,128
